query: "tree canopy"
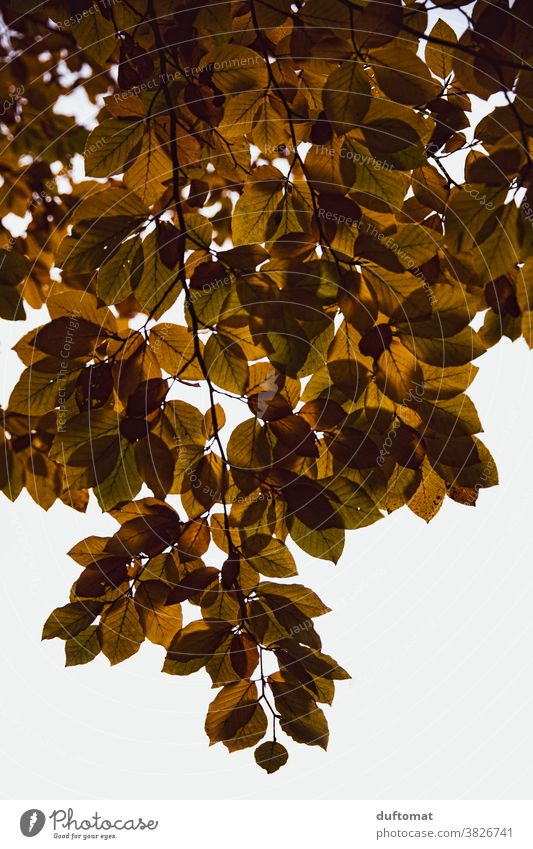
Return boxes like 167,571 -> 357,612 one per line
0,0 -> 532,772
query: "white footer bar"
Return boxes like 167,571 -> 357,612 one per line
1,800 -> 532,848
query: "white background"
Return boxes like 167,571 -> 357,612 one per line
2,801 -> 533,848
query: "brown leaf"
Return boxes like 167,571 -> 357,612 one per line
163,620 -> 231,675
269,672 -> 329,749
126,378 -> 168,417
32,317 -> 105,359
230,633 -> 259,679
254,741 -> 289,774
175,518 -> 211,560
205,680 -> 267,752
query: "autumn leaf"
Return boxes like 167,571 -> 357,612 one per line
98,597 -> 144,665
205,680 -> 267,752
65,627 -> 101,667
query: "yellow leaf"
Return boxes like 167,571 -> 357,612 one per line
163,620 -> 230,675
375,340 -> 424,404
42,601 -> 101,640
65,626 -> 101,667
254,741 -> 289,773
204,333 -> 249,394
199,46 -> 268,94
408,457 -> 446,522
269,671 -> 329,749
373,45 -> 441,106
97,236 -> 143,305
124,133 -> 172,205
94,439 -> 142,511
421,362 -> 478,401
71,2 -> 115,66
232,166 -> 284,246
220,91 -> 264,141
470,203 -> 521,284
151,323 -> 203,379
425,19 -> 457,80
85,118 -> 144,178
383,464 -> 421,513
134,581 -> 182,648
322,62 -> 371,135
205,680 -> 267,752
135,230 -> 182,319
98,597 -> 144,665
391,224 -> 443,267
